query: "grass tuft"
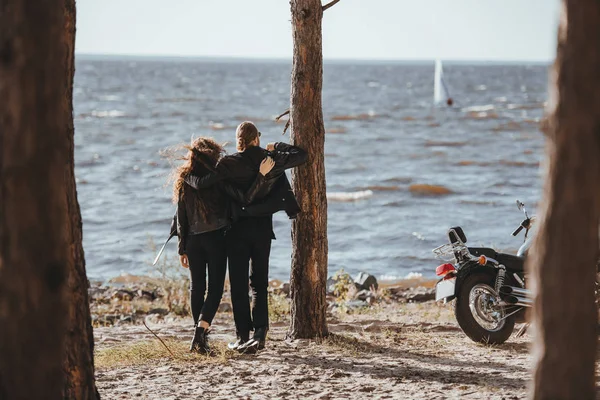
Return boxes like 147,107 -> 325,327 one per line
95,339 -> 235,368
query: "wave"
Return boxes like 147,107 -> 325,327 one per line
493,119 -> 540,132
455,160 -> 492,167
99,95 -> 120,101
362,185 -> 400,192
492,121 -> 523,132
383,200 -> 405,208
209,122 -> 234,131
507,103 -> 543,110
326,127 -> 347,134
331,112 -> 378,121
461,104 -> 495,113
384,177 -> 413,184
457,159 -> 538,168
327,190 -> 373,202
235,116 -> 270,122
465,111 -> 499,120
409,184 -> 453,196
84,110 -> 126,118
460,199 -> 497,206
425,140 -> 467,147
155,97 -> 203,103
379,272 -> 424,282
499,160 -> 540,168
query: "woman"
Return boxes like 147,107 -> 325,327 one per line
172,137 -> 274,354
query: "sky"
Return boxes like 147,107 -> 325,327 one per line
76,0 -> 560,62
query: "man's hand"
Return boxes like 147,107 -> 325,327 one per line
266,143 -> 275,151
259,157 -> 275,176
180,254 -> 189,268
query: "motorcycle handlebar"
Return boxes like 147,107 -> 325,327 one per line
512,225 -> 524,236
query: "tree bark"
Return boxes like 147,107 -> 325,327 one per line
61,1 -> 100,399
529,2 -> 600,399
0,1 -> 71,398
287,0 -> 329,339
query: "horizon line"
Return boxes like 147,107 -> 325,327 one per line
76,52 -> 552,65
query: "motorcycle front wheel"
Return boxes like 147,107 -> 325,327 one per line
455,272 -> 516,345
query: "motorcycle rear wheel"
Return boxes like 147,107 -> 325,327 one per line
455,272 -> 516,345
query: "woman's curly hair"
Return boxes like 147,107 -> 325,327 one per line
171,137 -> 226,221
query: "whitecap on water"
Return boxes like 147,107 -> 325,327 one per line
91,110 -> 126,118
412,232 -> 425,241
460,104 -> 495,113
99,95 -> 120,101
403,272 -> 424,280
327,190 -> 373,202
378,272 -> 426,284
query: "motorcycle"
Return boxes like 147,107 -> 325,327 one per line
432,200 -> 534,344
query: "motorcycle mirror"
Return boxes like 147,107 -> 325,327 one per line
516,200 -> 525,211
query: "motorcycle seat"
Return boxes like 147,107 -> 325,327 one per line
496,253 -> 525,272
468,247 -> 498,260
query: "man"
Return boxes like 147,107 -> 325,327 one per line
185,121 -> 307,353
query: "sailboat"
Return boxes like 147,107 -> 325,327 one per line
433,59 -> 453,106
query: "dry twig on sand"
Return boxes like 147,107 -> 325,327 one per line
143,320 -> 175,357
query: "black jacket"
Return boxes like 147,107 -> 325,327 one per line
185,142 -> 307,219
176,174 -> 267,255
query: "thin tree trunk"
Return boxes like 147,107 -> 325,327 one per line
61,1 -> 100,398
529,2 -> 600,399
0,1 -> 71,398
287,0 -> 329,339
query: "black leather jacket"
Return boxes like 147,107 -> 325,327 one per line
185,142 -> 307,219
176,174 -> 267,255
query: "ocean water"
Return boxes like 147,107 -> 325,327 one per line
73,56 -> 548,282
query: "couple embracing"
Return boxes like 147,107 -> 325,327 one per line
170,121 -> 307,354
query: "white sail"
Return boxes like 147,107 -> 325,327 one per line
433,59 -> 452,105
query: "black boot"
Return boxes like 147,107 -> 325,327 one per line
190,327 -> 209,354
238,327 -> 268,354
227,332 -> 249,351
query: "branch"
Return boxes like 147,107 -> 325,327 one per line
282,119 -> 291,135
143,320 -> 175,357
275,108 -> 291,135
322,0 -> 341,12
275,109 -> 290,122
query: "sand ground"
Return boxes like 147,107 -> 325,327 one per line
94,302 -> 533,400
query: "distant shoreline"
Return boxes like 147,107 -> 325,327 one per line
75,53 -> 551,66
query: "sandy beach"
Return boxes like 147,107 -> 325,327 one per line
94,300 -> 532,400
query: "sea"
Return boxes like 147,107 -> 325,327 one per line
73,55 -> 548,282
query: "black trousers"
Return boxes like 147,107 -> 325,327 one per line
186,229 -> 227,326
226,216 -> 273,336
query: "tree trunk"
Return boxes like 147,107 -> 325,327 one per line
529,2 -> 600,399
61,1 -> 100,399
287,0 -> 329,339
0,1 -> 71,398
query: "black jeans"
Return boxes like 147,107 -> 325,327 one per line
226,217 -> 273,336
186,229 -> 227,326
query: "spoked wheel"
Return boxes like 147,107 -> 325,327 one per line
469,283 -> 507,332
455,272 -> 516,344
